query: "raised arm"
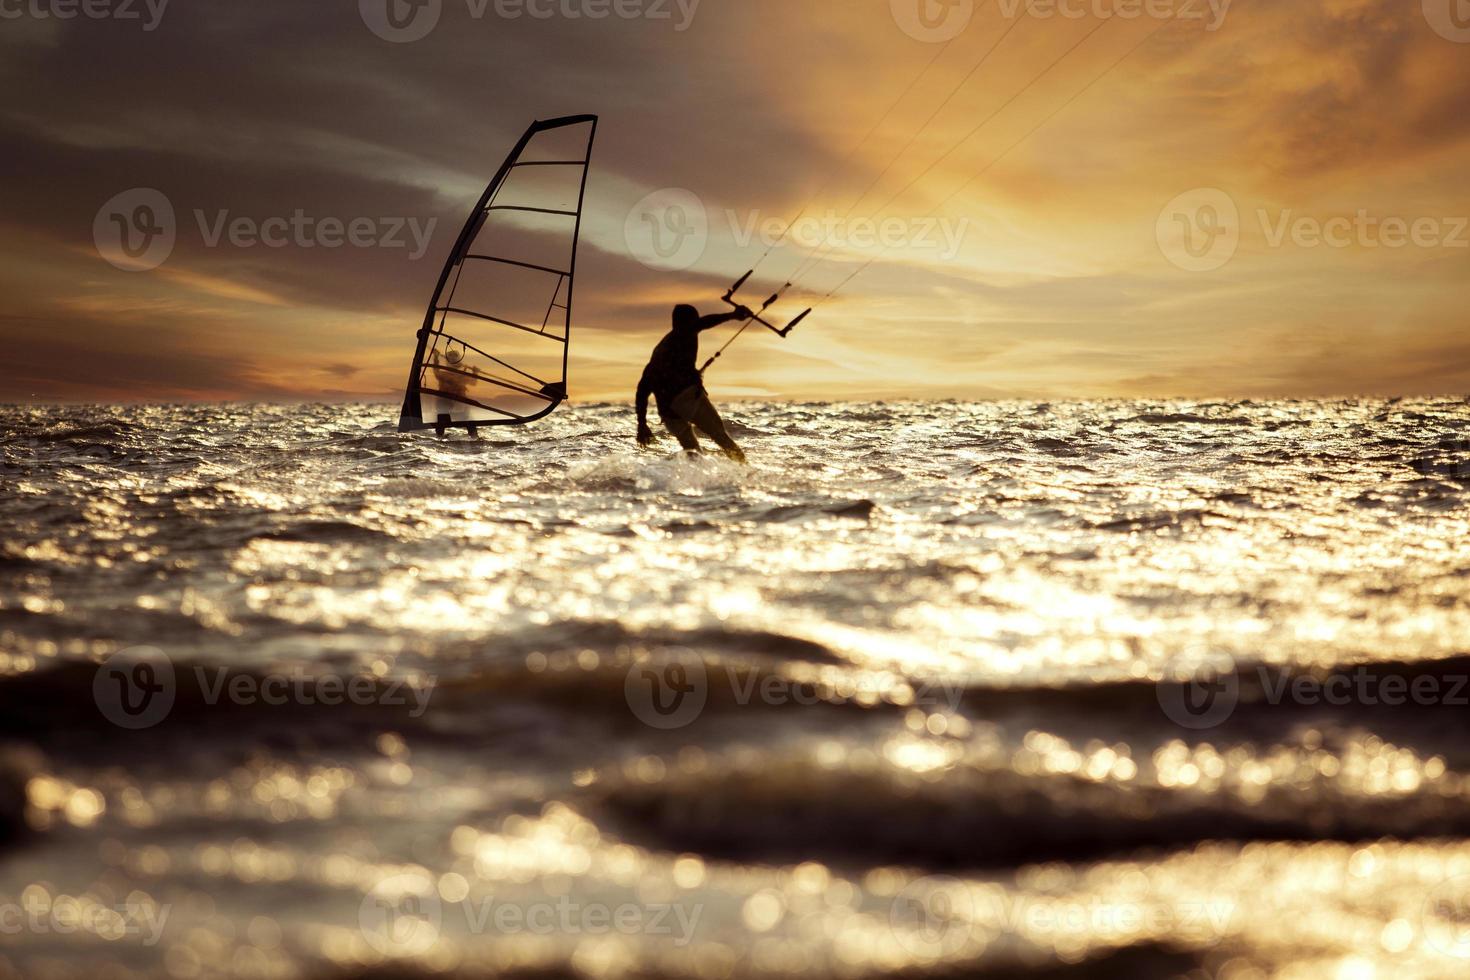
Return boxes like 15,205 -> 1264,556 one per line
696,306 -> 752,332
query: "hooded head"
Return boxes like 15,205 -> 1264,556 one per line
672,304 -> 699,332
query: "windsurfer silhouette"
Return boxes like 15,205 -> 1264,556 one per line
427,345 -> 471,401
636,304 -> 751,463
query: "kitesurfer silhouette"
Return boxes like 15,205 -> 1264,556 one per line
636,304 -> 751,463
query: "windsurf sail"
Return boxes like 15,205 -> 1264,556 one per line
397,114 -> 598,433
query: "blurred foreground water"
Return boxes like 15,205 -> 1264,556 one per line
2,399 -> 1470,979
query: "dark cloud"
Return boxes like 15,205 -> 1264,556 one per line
1142,0 -> 1470,181
0,312 -> 292,401
0,0 -> 1466,401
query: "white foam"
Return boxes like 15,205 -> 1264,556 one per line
570,450 -> 750,493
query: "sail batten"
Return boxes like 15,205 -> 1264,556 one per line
463,254 -> 572,278
397,115 -> 598,433
433,307 -> 568,342
486,204 -> 580,217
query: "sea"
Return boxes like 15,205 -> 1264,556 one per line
2,398 -> 1470,979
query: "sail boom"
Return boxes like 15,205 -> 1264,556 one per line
418,388 -> 532,420
486,205 -> 579,217
462,253 -> 571,278
435,307 -> 567,343
424,362 -> 553,401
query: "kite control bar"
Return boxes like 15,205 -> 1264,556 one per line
721,270 -> 811,338
700,271 -> 813,375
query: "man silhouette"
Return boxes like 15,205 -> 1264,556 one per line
636,303 -> 752,463
427,345 -> 469,397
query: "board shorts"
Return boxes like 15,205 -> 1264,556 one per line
660,384 -> 742,457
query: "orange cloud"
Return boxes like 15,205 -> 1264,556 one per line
1,0 -> 1466,404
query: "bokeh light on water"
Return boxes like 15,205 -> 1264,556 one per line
1,398 -> 1469,977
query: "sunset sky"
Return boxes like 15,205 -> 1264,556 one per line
1,0 -> 1468,404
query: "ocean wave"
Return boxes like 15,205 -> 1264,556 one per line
5,400 -> 1470,978
569,451 -> 749,492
